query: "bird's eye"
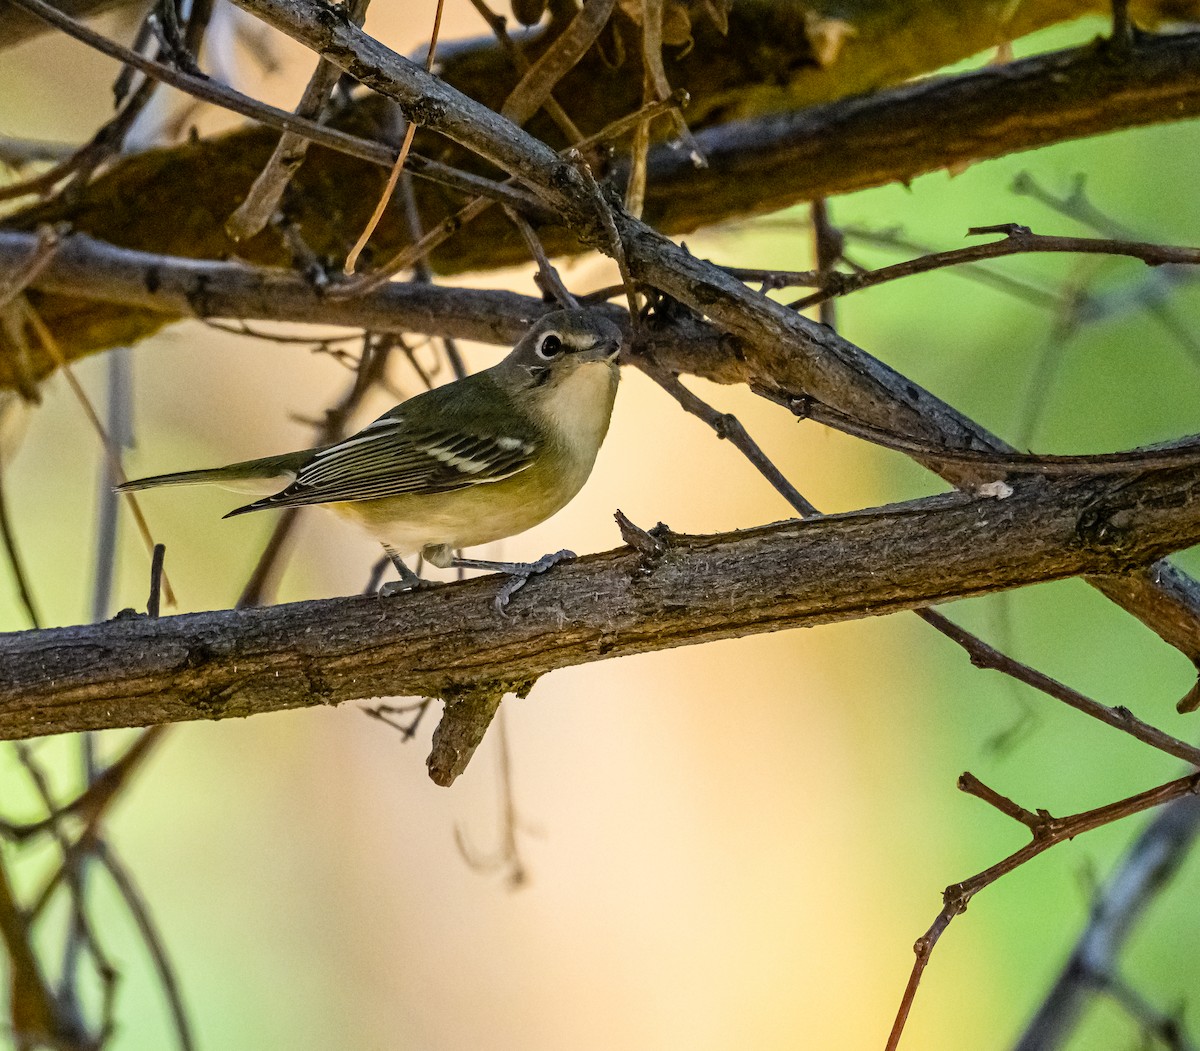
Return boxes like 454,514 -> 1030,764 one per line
537,333 -> 563,360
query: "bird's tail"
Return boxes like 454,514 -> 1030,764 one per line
115,450 -> 315,497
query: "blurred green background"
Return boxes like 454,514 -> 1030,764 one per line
2,7 -> 1199,1050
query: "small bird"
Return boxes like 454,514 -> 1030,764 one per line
118,310 -> 624,609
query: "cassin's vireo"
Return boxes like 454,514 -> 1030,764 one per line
118,310 -> 623,607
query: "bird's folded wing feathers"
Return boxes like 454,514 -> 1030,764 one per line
226,418 -> 538,513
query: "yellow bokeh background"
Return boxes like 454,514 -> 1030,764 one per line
3,5 -> 1200,1049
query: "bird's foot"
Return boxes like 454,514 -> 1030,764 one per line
378,577 -> 430,598
451,549 -> 576,614
378,544 -> 426,597
494,549 -> 575,613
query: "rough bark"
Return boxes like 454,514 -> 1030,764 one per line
7,6 -> 1200,364
3,464 -> 1200,740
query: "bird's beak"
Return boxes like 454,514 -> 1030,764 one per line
580,338 -> 621,362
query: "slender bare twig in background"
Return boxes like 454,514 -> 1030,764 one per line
15,741 -> 118,1046
1104,978 -> 1197,1051
328,95 -> 683,300
1014,793 -> 1200,1051
624,113 -> 650,218
0,76 -> 157,205
499,0 -> 616,127
0,136 -> 76,168
236,507 -> 302,609
454,708 -> 531,888
0,224 -> 63,309
810,198 -> 841,329
95,842 -> 195,1051
0,849 -> 63,1048
90,345 -> 133,622
789,224 -> 1200,311
886,772 -> 1200,1051
343,0 -> 445,275
638,358 -> 820,517
19,301 -> 177,605
570,150 -> 639,317
466,0 -> 582,141
5,0 -> 405,172
505,206 -> 577,308
914,609 -> 1200,767
757,384 -> 1200,475
396,174 -> 467,381
0,463 -> 39,628
635,0 -> 700,161
227,0 -> 372,242
817,223 -> 1063,309
362,698 -> 435,740
0,728 -> 168,845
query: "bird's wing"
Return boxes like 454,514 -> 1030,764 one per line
226,416 -> 539,513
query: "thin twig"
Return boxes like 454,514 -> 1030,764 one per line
569,150 -> 639,318
499,0 -> 616,127
634,0 -> 701,163
20,301 -> 178,606
639,360 -> 820,517
915,609 -> 1200,768
236,508 -> 301,608
1015,793 -> 1200,1051
758,386 -> 1200,476
810,198 -> 841,329
95,843 -> 194,1051
453,707 -> 531,887
5,0 -> 405,171
0,462 -> 40,628
90,345 -> 134,622
15,743 -> 118,1045
1010,172 -> 1141,241
0,225 -> 64,309
147,543 -> 166,619
0,727 -> 168,845
789,225 -> 1200,311
343,0 -> 445,275
0,76 -> 158,205
466,0 -> 582,142
886,772 -> 1200,1051
505,206 -> 577,308
227,0 -> 372,242
329,95 -> 689,300
828,223 -> 1063,310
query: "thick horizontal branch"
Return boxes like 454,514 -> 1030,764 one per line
4,464 -> 1200,739
11,4 -> 1200,659
0,229 -> 733,385
5,0 -> 1200,671
11,14 -> 1200,358
0,0 -> 147,50
636,28 -> 1200,239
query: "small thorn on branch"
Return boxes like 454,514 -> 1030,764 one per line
614,508 -> 670,559
146,543 -> 165,619
1177,666 -> 1200,714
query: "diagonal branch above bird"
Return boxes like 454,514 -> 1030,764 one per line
117,311 -> 623,612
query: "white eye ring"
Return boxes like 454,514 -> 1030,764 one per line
537,333 -> 563,360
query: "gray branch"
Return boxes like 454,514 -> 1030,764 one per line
5,465 -> 1200,739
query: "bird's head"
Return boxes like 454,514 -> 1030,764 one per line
501,310 -> 623,391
